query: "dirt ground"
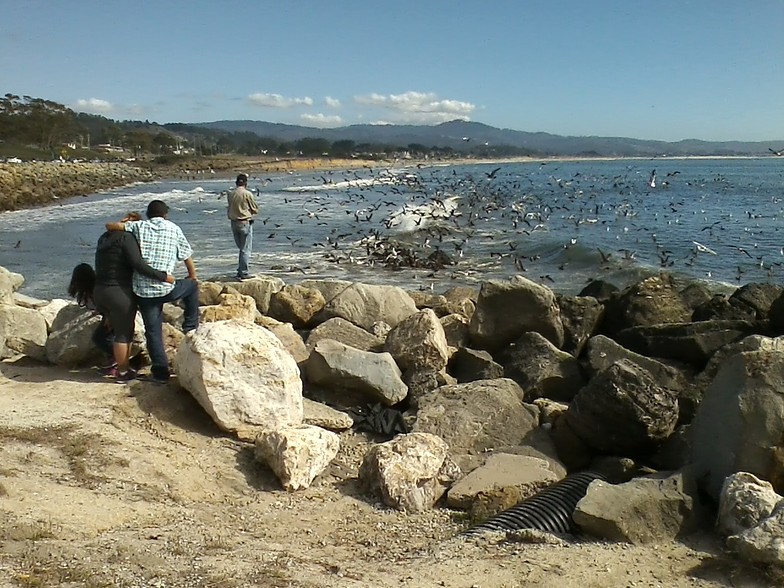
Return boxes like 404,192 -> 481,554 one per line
0,357 -> 781,588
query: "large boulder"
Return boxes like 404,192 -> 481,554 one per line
304,339 -> 408,406
717,472 -> 784,537
384,308 -> 449,373
690,349 -> 784,499
229,276 -> 285,314
174,319 -> 303,434
359,432 -> 460,512
254,425 -> 340,491
255,315 -> 309,364
45,304 -> 104,366
500,331 -> 585,402
0,266 -> 24,305
448,347 -> 504,383
268,284 -> 326,328
614,319 -> 768,369
305,317 -> 384,352
468,276 -> 563,351
601,274 -> 692,336
314,283 -> 418,330
446,453 -> 561,510
0,304 -> 47,361
553,360 -> 679,465
413,378 -> 538,455
574,471 -> 699,544
200,292 -> 257,323
726,503 -> 784,566
556,294 -> 605,357
585,335 -> 692,421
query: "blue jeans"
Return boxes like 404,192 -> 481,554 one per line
137,279 -> 199,381
231,220 -> 253,277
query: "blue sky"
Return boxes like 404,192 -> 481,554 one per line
2,0 -> 782,142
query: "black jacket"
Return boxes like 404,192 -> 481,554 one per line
94,231 -> 167,288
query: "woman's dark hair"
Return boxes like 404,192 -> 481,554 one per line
68,263 -> 96,307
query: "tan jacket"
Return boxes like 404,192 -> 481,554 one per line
227,186 -> 259,221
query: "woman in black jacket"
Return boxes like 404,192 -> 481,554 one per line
93,212 -> 174,382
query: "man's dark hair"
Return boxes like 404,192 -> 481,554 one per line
236,173 -> 248,186
146,200 -> 169,219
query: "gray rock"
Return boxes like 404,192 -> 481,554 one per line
359,432 -> 460,512
413,378 -> 538,454
718,472 -> 784,537
468,276 -> 564,351
726,501 -> 784,565
614,319 -> 767,369
305,339 -> 408,405
554,359 -> 679,458
303,398 -> 354,431
446,453 -> 561,509
0,304 -> 47,361
574,470 -> 699,544
602,274 -> 692,336
306,317 -> 383,352
314,282 -> 418,331
268,284 -> 326,328
501,331 -> 585,402
45,304 -> 104,366
448,347 -> 504,383
690,349 -> 784,499
229,276 -> 285,314
440,313 -> 470,349
384,308 -> 449,372
556,294 -> 604,357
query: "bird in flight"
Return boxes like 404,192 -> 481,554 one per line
769,148 -> 784,156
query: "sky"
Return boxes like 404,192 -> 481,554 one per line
2,0 -> 783,143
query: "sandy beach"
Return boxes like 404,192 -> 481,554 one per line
1,356 -> 781,588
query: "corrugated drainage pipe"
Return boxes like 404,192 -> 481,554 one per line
463,471 -> 607,536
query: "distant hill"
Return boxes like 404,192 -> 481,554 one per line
195,119 -> 780,157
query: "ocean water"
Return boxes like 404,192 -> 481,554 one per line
1,158 -> 783,302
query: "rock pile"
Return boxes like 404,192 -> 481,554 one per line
0,161 -> 154,210
3,266 -> 784,569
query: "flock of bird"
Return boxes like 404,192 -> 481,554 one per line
188,155 -> 784,291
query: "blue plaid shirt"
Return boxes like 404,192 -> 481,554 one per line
124,218 -> 193,298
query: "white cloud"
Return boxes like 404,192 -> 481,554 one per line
353,91 -> 475,124
73,98 -> 113,114
300,113 -> 343,127
248,92 -> 313,108
325,96 -> 341,108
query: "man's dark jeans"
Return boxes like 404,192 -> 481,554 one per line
137,278 -> 199,381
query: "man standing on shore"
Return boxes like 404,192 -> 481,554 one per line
226,173 -> 258,280
106,199 -> 199,384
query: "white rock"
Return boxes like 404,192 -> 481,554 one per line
718,472 -> 784,537
0,304 -> 48,361
255,425 -> 340,491
175,319 -> 303,433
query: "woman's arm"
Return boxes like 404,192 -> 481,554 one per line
121,234 -> 173,283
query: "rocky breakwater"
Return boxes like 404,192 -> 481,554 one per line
0,161 -> 154,211
4,266 -> 784,571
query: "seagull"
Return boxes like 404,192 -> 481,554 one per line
692,240 -> 717,255
769,148 -> 784,156
648,169 -> 657,188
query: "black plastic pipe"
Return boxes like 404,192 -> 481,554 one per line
464,471 -> 607,536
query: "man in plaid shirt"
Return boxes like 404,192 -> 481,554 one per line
106,200 -> 199,383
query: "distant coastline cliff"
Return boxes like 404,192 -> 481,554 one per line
0,162 -> 154,211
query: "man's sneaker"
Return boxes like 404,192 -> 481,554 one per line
115,369 -> 138,384
236,274 -> 250,281
139,373 -> 170,385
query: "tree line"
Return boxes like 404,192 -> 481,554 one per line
0,93 -> 529,161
